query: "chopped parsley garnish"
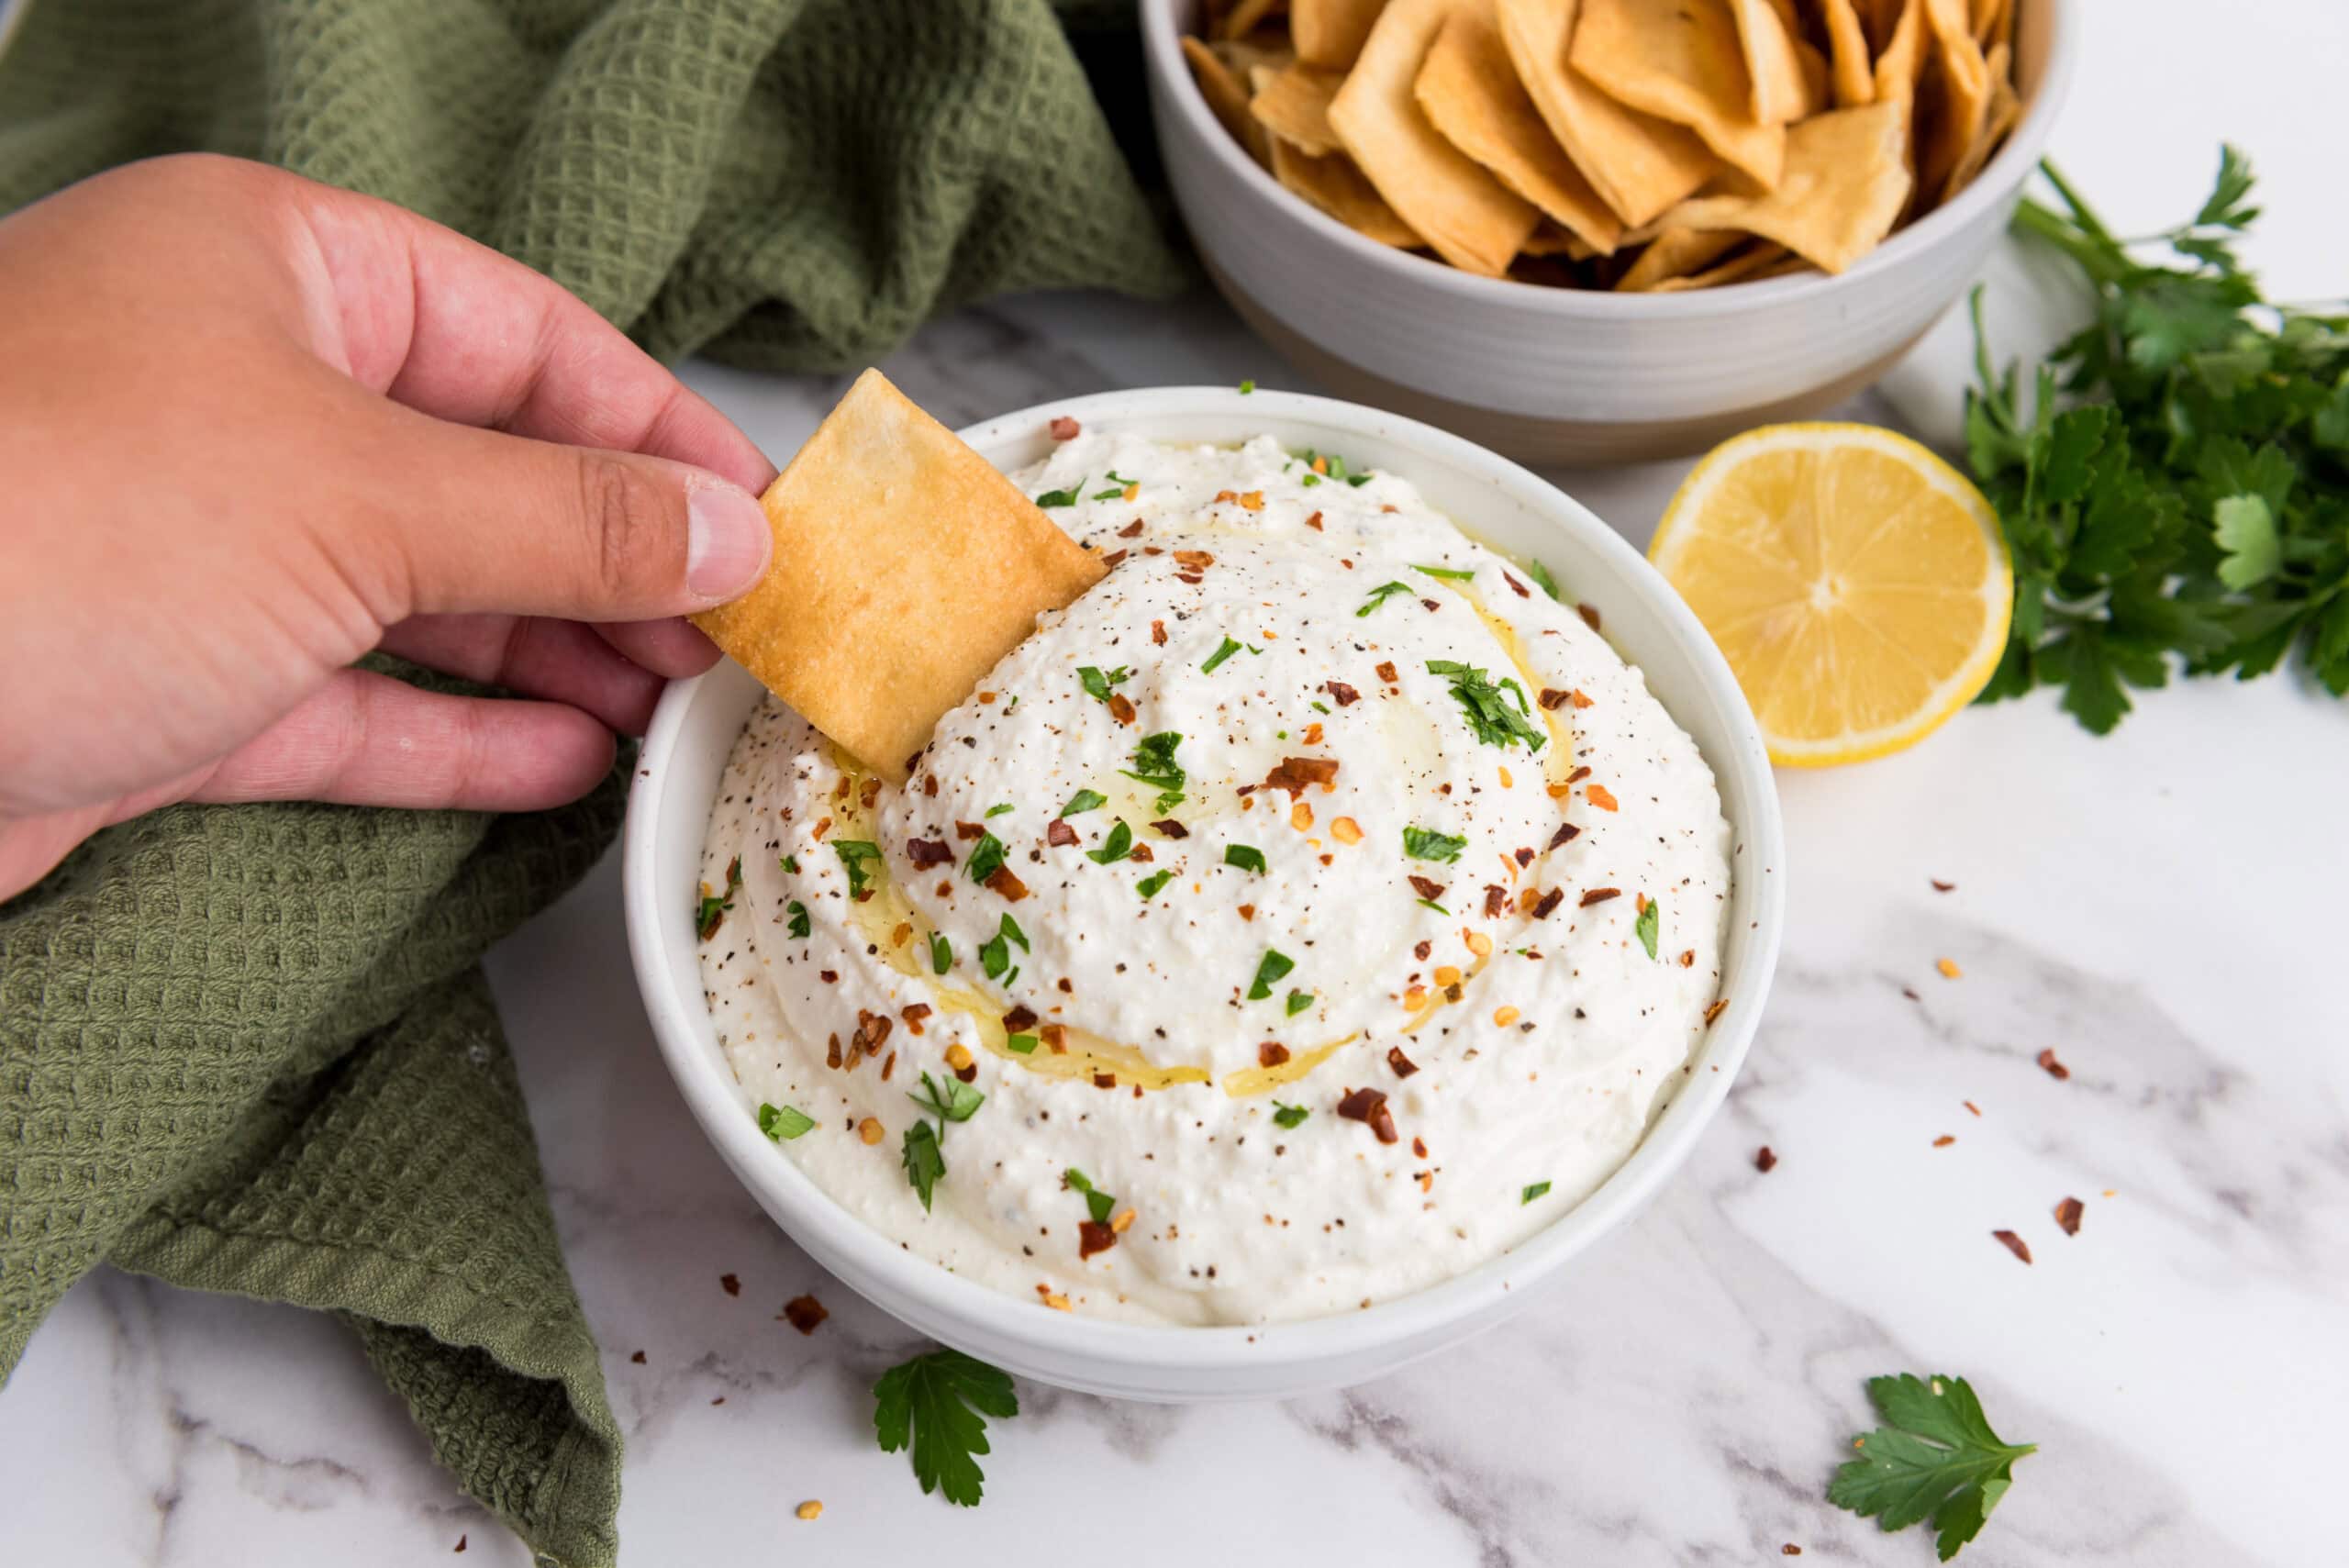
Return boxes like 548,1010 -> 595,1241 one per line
1524,559 -> 1562,599
1416,898 -> 1450,914
1272,1103 -> 1310,1129
901,1121 -> 945,1210
909,1071 -> 985,1124
965,832 -> 1008,885
1136,868 -> 1175,899
1090,484 -> 1129,500
1403,826 -> 1467,862
1285,989 -> 1313,1017
1201,635 -> 1244,673
780,854 -> 799,873
1413,563 -> 1476,581
1299,449 -> 1372,485
832,839 -> 884,897
1308,700 -> 1330,715
1077,664 -> 1132,704
1060,788 -> 1108,817
1033,479 -> 1084,507
1239,378 -> 1256,394
1224,844 -> 1267,874
1085,819 -> 1134,865
1062,1166 -> 1117,1224
1120,730 -> 1186,813
1521,1181 -> 1553,1204
873,1348 -> 1018,1508
1246,948 -> 1295,1001
1635,896 -> 1661,959
977,913 -> 1028,980
1006,1033 -> 1039,1054
758,1102 -> 816,1140
1356,580 -> 1413,617
1428,660 -> 1547,751
1829,1373 -> 2036,1560
696,855 -> 743,940
785,900 -> 812,940
985,802 -> 1013,818
930,932 -> 952,974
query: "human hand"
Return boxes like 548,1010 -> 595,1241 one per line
0,154 -> 780,902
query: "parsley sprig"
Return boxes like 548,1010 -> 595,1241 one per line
1357,581 -> 1413,617
1428,660 -> 1546,751
1969,147 -> 2349,731
1077,664 -> 1131,704
1402,825 -> 1466,862
1829,1373 -> 2035,1561
1120,730 -> 1186,813
873,1349 -> 1019,1507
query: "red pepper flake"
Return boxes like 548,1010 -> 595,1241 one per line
1003,1005 -> 1039,1032
1512,847 -> 1534,866
1049,415 -> 1080,439
1040,1023 -> 1069,1053
720,1273 -> 740,1296
1325,680 -> 1360,706
1151,617 -> 1166,642
1237,904 -> 1255,921
1375,661 -> 1398,684
1932,1134 -> 1955,1148
1578,886 -> 1620,906
1678,950 -> 1695,967
923,776 -> 940,797
1531,887 -> 1564,919
1305,510 -> 1324,530
1482,884 -> 1507,917
811,816 -> 832,840
1421,597 -> 1442,611
1176,573 -> 1204,585
1120,518 -> 1145,538
1408,875 -> 1447,901
1538,686 -> 1571,710
954,821 -> 985,841
1569,689 -> 1594,708
1504,572 -> 1531,598
1931,878 -> 1956,892
1964,1099 -> 1981,1117
629,1350 -> 646,1363
1576,602 -> 1602,632
1150,818 -> 1189,839
853,1009 -> 893,1057
825,1033 -> 842,1069
1128,843 -> 1155,864
1703,998 -> 1728,1025
1992,1229 -> 2032,1263
907,837 -> 952,869
1414,940 -> 1432,960
1754,1145 -> 1777,1173
1100,549 -> 1129,569
2054,1196 -> 2085,1236
1047,818 -> 1078,848
985,866 -> 1030,901
1337,1086 -> 1398,1143
1782,1548 -> 1802,1557
1107,692 -> 1138,727
881,1050 -> 896,1079
1141,546 -> 1163,555
1565,765 -> 1592,784
1546,823 -> 1579,850
1386,1046 -> 1419,1078
1264,756 -> 1341,796
818,970 -> 839,984
1078,1219 -> 1118,1258
2036,1048 -> 2070,1080
1093,1072 -> 1118,1089
455,1536 -> 466,1553
781,1294 -> 828,1334
1174,550 -> 1215,572
1258,1041 -> 1291,1067
1585,784 -> 1619,812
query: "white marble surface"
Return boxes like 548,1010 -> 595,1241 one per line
7,5 -> 2349,1554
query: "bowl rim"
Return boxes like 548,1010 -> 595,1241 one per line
625,385 -> 1786,1373
1140,0 -> 2082,317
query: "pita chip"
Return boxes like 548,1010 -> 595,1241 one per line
1872,0 -> 1928,106
1415,0 -> 1624,252
1251,61 -> 1347,155
1613,227 -> 1744,290
692,370 -> 1105,783
1269,135 -> 1427,246
1571,0 -> 1787,189
1939,39 -> 2018,203
1725,0 -> 1814,124
1219,0 -> 1287,39
1969,0 -> 2008,48
1183,37 -> 1272,165
1818,0 -> 1875,106
1330,0 -> 1539,275
1654,97 -> 1912,272
1648,239 -> 1789,290
1494,0 -> 1719,228
1917,0 -> 1991,201
1294,0 -> 1387,67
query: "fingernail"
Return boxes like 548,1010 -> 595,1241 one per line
686,481 -> 773,601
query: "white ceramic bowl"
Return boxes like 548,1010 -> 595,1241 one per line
1141,0 -> 2080,465
624,388 -> 1785,1401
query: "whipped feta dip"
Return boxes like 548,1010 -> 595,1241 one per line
697,428 -> 1731,1325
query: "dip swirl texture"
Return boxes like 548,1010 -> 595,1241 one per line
699,430 -> 1731,1324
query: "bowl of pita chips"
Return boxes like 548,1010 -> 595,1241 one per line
1146,0 -> 2076,464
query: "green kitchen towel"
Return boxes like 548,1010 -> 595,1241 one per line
0,0 -> 1188,368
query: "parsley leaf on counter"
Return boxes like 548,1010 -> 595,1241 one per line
901,1121 -> 946,1210
1428,660 -> 1547,751
1061,788 -> 1108,817
1225,844 -> 1268,873
1246,948 -> 1295,1000
965,833 -> 1008,886
1357,581 -> 1413,616
1077,664 -> 1132,703
1085,819 -> 1134,865
1829,1373 -> 2035,1561
873,1348 -> 1019,1508
832,840 -> 883,898
1272,1103 -> 1310,1129
1202,635 -> 1244,673
1403,826 -> 1467,862
1634,895 -> 1661,959
758,1103 -> 815,1140
1969,147 -> 2349,731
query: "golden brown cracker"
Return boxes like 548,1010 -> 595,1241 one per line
1184,36 -> 1273,165
1647,239 -> 1789,289
1572,0 -> 1787,189
1916,0 -> 1991,202
1293,0 -> 1389,66
1269,135 -> 1429,246
1818,0 -> 1876,106
692,370 -> 1106,782
1613,226 -> 1745,289
1251,61 -> 1348,155
1725,0 -> 1814,124
1938,39 -> 2017,203
1655,97 -> 1912,272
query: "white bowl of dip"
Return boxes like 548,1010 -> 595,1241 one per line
624,387 -> 1783,1400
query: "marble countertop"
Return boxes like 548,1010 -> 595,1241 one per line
7,6 -> 2347,1560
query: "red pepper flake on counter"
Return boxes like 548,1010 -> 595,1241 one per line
780,1294 -> 829,1334
1932,1135 -> 1955,1148
2054,1196 -> 2085,1236
1931,878 -> 1956,892
1376,660 -> 1399,684
1337,1086 -> 1399,1143
720,1273 -> 741,1296
1754,1145 -> 1777,1173
2036,1049 -> 2070,1080
1991,1229 -> 2032,1264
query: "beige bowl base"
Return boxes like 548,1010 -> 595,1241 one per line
1207,261 -> 1924,469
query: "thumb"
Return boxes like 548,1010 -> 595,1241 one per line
385,417 -> 774,622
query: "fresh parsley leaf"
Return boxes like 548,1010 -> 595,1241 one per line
1428,660 -> 1547,751
1286,989 -> 1313,1017
785,900 -> 812,940
930,931 -> 952,974
1202,635 -> 1244,673
873,1349 -> 1019,1507
1634,896 -> 1660,960
1090,484 -> 1128,500
1077,664 -> 1131,704
1006,1033 -> 1039,1054
1308,701 -> 1330,715
1413,563 -> 1476,581
965,833 -> 1008,886
1061,788 -> 1108,817
1246,948 -> 1295,1001
901,1121 -> 946,1210
1105,470 -> 1135,486
2212,494 -> 2280,589
1033,480 -> 1084,507
1136,868 -> 1175,898
758,1102 -> 815,1140
1224,844 -> 1267,873
1829,1373 -> 2036,1561
1272,1103 -> 1309,1129
999,914 -> 1029,951
909,1071 -> 985,1124
832,840 -> 883,898
780,853 -> 799,873
1086,819 -> 1134,865
1357,580 -> 1413,617
696,855 -> 743,940
978,927 -> 1015,980
1416,898 -> 1450,914
1523,559 -> 1561,599
1239,378 -> 1256,394
1061,1166 -> 1117,1222
1403,826 -> 1467,862
1521,1181 -> 1552,1204
1120,731 -> 1186,813
985,802 -> 1014,818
